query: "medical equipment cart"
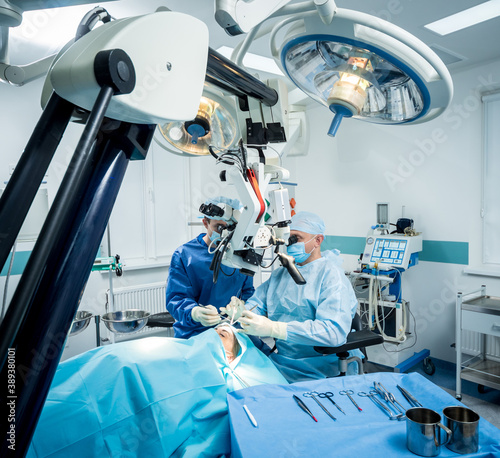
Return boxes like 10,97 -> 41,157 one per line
455,285 -> 500,400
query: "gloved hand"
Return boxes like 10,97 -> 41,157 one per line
239,310 -> 287,340
220,296 -> 246,323
191,305 -> 221,327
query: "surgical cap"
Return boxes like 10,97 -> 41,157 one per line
202,196 -> 243,220
290,211 -> 325,235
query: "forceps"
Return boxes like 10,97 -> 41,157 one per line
372,382 -> 406,418
358,391 -> 404,421
318,392 -> 346,415
303,391 -> 336,421
339,390 -> 362,412
397,385 -> 422,408
374,382 -> 406,415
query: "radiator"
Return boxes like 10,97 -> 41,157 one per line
461,330 -> 500,362
111,281 -> 172,341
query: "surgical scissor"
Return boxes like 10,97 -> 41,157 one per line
303,391 -> 336,421
358,391 -> 404,421
318,392 -> 346,415
339,390 -> 362,412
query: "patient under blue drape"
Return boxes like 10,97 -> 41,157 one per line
27,329 -> 287,458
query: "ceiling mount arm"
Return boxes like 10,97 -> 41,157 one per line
215,0 -> 294,36
1,53 -> 56,85
229,0 -> 335,76
0,26 -> 8,62
0,1 -> 116,86
215,0 -> 336,36
1,20 -> 56,86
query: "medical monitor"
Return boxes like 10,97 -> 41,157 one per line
363,234 -> 422,271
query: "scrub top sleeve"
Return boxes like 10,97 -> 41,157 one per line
165,252 -> 199,327
244,279 -> 270,316
285,281 -> 353,347
241,276 -> 255,301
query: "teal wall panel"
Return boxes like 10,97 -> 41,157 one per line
1,251 -> 32,276
0,238 -> 470,277
323,236 -> 468,265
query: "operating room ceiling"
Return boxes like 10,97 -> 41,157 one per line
4,0 -> 500,75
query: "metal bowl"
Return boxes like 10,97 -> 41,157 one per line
101,310 -> 150,334
69,311 -> 93,336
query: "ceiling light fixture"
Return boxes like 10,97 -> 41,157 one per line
424,0 -> 500,36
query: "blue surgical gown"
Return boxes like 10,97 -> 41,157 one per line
246,250 -> 361,382
166,233 -> 255,338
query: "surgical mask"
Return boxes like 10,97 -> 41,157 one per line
209,230 -> 221,244
286,235 -> 317,264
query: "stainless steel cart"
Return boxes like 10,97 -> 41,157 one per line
455,285 -> 500,400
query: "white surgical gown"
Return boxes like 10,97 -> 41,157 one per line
246,250 -> 362,382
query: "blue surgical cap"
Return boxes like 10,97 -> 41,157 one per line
290,211 -> 325,235
202,196 -> 242,220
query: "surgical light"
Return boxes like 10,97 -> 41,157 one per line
154,85 -> 239,156
270,9 -> 453,136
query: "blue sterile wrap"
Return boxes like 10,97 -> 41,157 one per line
27,330 -> 287,458
228,372 -> 500,458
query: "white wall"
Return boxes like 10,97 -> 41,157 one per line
285,58 -> 500,363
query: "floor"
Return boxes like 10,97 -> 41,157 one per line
365,358 -> 500,429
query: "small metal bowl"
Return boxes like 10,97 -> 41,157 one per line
101,310 -> 150,334
69,311 -> 93,336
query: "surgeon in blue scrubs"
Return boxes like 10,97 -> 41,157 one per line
166,197 -> 255,338
237,211 -> 361,382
